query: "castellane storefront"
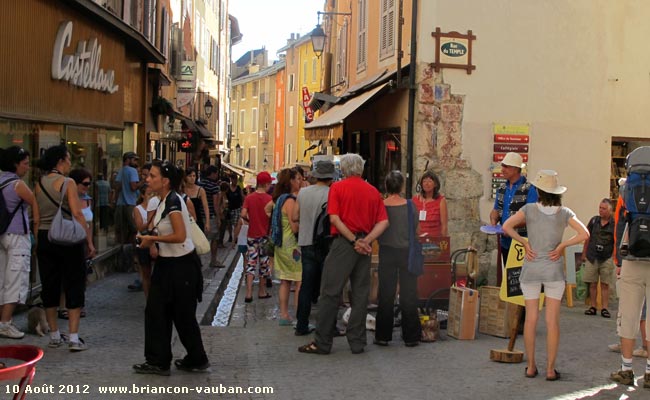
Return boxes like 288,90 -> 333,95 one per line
0,0 -> 164,277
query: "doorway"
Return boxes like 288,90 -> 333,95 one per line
374,130 -> 402,193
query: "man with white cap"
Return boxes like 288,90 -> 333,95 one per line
490,152 -> 538,265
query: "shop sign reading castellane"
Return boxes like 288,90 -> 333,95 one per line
51,21 -> 119,94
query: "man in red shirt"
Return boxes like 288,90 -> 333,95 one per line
299,154 -> 389,355
241,172 -> 273,302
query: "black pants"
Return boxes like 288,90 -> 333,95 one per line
144,252 -> 208,368
296,244 -> 326,333
36,230 -> 86,309
375,246 -> 421,343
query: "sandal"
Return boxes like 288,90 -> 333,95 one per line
298,341 -> 329,355
546,369 -> 561,381
601,308 -> 611,318
258,293 -> 272,299
525,366 -> 538,378
80,309 -> 86,318
584,306 -> 597,316
57,309 -> 69,320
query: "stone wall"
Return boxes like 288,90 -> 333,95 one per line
414,62 -> 497,284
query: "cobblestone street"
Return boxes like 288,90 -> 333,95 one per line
2,248 -> 649,399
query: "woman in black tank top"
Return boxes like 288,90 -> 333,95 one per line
184,168 -> 208,231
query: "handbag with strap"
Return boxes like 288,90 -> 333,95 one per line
41,178 -> 87,246
189,216 -> 210,254
407,199 -> 424,276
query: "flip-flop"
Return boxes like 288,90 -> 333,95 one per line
601,309 -> 611,318
258,294 -> 272,299
525,366 -> 538,378
584,307 -> 597,315
546,369 -> 561,381
298,342 -> 329,355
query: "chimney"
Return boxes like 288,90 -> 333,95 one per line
296,33 -> 300,39
290,33 -> 295,40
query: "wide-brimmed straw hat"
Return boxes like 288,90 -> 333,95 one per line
501,152 -> 525,169
531,170 -> 567,194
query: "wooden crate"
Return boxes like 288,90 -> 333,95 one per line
479,286 -> 518,338
447,287 -> 479,340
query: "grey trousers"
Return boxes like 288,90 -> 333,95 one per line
314,237 -> 371,352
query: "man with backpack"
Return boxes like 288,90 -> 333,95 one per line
291,160 -> 335,336
581,199 -> 615,318
610,146 -> 650,389
298,154 -> 388,355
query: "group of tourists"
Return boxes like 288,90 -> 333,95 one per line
2,144 -> 649,387
0,145 -> 244,375
492,151 -> 649,388
234,153 -> 448,355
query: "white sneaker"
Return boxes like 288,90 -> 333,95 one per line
632,347 -> 648,358
69,338 -> 88,352
48,333 -> 69,348
0,322 -> 25,339
608,343 -> 621,352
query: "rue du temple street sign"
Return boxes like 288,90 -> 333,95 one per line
431,28 -> 476,74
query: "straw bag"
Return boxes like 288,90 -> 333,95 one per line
190,217 -> 210,254
419,312 -> 440,342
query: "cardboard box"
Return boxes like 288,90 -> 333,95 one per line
447,287 -> 479,340
479,286 -> 518,338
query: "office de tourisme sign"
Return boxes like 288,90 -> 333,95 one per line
51,21 -> 119,94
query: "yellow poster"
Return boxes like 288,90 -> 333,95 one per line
499,238 -> 545,307
493,124 -> 530,135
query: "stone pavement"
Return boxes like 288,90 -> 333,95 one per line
2,248 -> 650,400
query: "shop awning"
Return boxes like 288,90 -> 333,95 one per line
195,120 -> 212,139
304,83 -> 389,139
222,162 -> 244,176
222,162 -> 256,176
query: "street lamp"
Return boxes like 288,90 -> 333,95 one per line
310,11 -> 351,58
310,24 -> 326,58
204,98 -> 213,119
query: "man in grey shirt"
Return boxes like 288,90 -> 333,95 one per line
292,160 -> 335,336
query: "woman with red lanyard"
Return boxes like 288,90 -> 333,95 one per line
412,171 -> 448,238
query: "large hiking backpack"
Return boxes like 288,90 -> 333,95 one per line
0,178 -> 23,235
312,202 -> 331,251
623,146 -> 650,257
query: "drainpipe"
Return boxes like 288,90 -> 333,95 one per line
406,0 -> 418,197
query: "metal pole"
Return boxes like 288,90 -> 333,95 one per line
406,0 -> 418,197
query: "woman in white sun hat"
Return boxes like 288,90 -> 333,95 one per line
503,170 -> 589,382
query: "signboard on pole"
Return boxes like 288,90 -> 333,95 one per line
176,61 -> 196,108
490,123 -> 531,198
499,238 -> 544,307
301,87 -> 314,123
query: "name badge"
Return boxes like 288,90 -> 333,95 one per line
419,210 -> 427,221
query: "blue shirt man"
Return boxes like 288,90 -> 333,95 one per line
115,153 -> 140,206
490,152 -> 538,263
